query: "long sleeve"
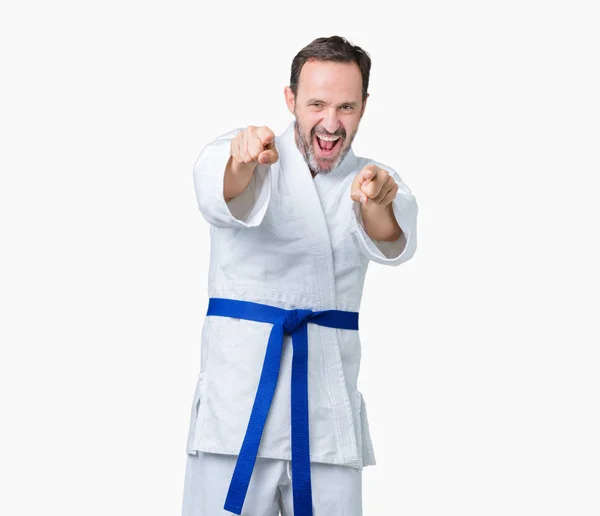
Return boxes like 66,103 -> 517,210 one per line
350,164 -> 418,266
192,128 -> 272,229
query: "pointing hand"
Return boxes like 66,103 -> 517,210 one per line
231,125 -> 279,167
350,164 -> 398,207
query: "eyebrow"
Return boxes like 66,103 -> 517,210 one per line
306,98 -> 359,108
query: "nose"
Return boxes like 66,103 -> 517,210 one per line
321,108 -> 340,135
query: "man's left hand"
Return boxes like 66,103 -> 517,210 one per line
350,164 -> 398,207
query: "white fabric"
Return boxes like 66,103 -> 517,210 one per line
181,451 -> 363,515
187,120 -> 418,470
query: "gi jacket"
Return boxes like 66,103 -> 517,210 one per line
186,120 -> 418,469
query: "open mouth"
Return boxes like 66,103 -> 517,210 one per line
314,134 -> 342,157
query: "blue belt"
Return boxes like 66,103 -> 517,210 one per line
205,297 -> 359,516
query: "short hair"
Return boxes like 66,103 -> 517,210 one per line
289,36 -> 372,100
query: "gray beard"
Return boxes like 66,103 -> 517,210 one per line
293,119 -> 356,176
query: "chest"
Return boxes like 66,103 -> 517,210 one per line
266,162 -> 355,247
212,157 -> 367,307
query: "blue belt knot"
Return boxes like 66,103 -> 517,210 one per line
283,308 -> 314,334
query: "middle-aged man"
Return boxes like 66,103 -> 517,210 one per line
182,35 -> 418,516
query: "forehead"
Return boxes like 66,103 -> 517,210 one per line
297,59 -> 362,101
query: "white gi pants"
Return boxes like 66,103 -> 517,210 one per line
181,451 -> 363,515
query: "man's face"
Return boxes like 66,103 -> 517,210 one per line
285,59 -> 368,175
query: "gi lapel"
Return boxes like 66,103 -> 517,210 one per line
276,120 -> 357,310
275,120 -> 362,469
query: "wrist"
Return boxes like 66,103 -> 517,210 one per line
361,200 -> 393,214
229,156 -> 257,177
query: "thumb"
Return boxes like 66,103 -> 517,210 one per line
258,148 -> 278,165
350,184 -> 368,204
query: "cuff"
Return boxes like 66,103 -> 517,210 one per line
351,173 -> 418,266
193,128 -> 272,229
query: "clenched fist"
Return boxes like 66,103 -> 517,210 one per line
231,125 -> 279,167
350,164 -> 399,207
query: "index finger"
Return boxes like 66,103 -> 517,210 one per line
256,126 -> 275,148
353,164 -> 378,188
362,164 -> 379,180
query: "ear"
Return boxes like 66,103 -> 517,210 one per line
284,86 -> 296,115
360,93 -> 369,118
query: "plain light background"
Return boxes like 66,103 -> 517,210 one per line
1,0 -> 599,514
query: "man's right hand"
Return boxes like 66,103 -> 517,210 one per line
224,126 -> 278,202
230,126 -> 279,168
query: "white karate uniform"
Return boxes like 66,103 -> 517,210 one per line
183,119 -> 418,514
182,451 -> 362,516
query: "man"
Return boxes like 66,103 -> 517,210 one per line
182,35 -> 418,515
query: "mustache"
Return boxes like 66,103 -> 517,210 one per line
312,128 -> 345,139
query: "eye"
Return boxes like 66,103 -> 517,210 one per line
341,105 -> 353,110
311,103 -> 322,107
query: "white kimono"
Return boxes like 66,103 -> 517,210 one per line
186,119 -> 418,471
